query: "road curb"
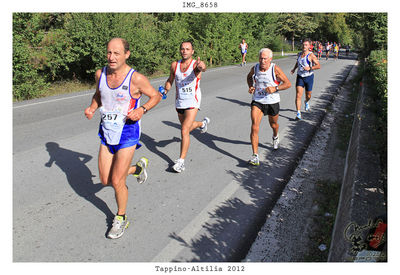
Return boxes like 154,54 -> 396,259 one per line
328,75 -> 387,262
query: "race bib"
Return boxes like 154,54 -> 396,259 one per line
256,87 -> 268,97
99,107 -> 126,145
101,110 -> 125,128
178,84 -> 194,99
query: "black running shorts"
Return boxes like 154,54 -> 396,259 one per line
251,101 -> 280,116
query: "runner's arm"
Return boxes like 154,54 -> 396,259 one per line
310,53 -> 321,70
84,69 -> 102,120
164,61 -> 176,95
129,72 -> 161,121
274,65 -> 291,92
291,61 -> 298,74
247,67 -> 256,94
194,56 -> 206,75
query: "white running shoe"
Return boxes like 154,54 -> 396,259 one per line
273,135 -> 279,150
305,101 -> 310,111
134,157 -> 148,184
248,154 -> 260,166
200,117 -> 210,133
172,158 -> 185,173
107,215 -> 130,239
295,111 -> 302,120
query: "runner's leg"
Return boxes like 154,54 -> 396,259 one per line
178,108 -> 202,159
268,114 -> 279,137
305,91 -> 312,103
295,86 -> 304,111
98,144 -> 114,186
110,145 -> 136,216
250,105 -> 263,155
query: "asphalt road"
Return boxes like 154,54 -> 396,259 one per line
13,52 -> 357,262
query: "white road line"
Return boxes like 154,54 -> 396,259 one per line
13,92 -> 94,109
152,180 -> 242,262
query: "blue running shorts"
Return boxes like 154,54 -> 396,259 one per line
98,119 -> 142,154
296,74 -> 314,92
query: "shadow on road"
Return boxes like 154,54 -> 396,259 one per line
163,62 -> 357,262
140,133 -> 181,169
44,142 -> 114,225
216,96 -> 250,107
162,120 -> 269,168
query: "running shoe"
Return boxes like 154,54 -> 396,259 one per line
305,101 -> 310,112
295,111 -> 302,120
273,135 -> 279,150
248,154 -> 260,166
107,215 -> 130,239
200,117 -> 210,133
172,158 -> 185,173
134,157 -> 148,184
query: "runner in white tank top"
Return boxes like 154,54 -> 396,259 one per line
239,39 -> 248,66
98,66 -> 140,146
247,48 -> 291,165
84,38 -> 161,239
291,39 -> 321,120
162,41 -> 210,173
174,58 -> 201,109
252,62 -> 280,104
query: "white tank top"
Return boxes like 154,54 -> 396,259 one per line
98,67 -> 140,145
174,59 -> 201,109
240,43 -> 247,53
252,63 -> 280,105
297,52 -> 314,77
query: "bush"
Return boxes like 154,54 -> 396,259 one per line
13,20 -> 48,100
366,49 -> 387,175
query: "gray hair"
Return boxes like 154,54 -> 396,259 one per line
259,48 -> 273,58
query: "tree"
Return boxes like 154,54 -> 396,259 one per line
347,13 -> 387,54
316,13 -> 352,45
277,13 -> 318,51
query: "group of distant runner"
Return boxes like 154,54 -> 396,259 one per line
307,40 -> 351,61
84,37 -> 322,239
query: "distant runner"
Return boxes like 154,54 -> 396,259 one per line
317,42 -> 323,60
84,38 -> 161,239
162,41 -> 209,173
239,39 -> 248,66
291,38 -> 321,120
333,42 -> 339,60
247,48 -> 291,166
325,42 -> 331,60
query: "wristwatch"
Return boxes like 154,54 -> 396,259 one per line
140,106 -> 148,113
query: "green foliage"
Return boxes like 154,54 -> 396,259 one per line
111,13 -> 163,75
277,13 -> 318,50
367,50 -> 387,99
13,13 -> 49,100
63,13 -> 114,80
345,13 -> 387,54
366,50 -> 387,171
12,12 -> 387,101
315,13 -> 352,44
366,50 -> 387,123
